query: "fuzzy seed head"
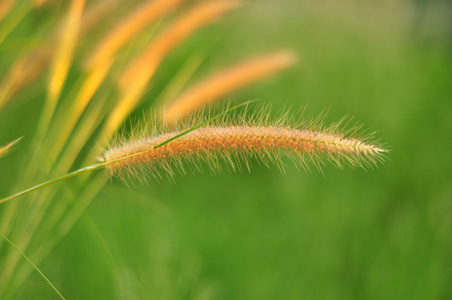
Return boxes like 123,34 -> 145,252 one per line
100,105 -> 387,182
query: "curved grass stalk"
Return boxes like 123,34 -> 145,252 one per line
0,103 -> 248,204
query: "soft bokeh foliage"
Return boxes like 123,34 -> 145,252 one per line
0,0 -> 451,299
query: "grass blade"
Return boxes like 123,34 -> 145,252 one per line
0,231 -> 65,300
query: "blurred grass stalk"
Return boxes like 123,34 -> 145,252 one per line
0,0 -> 296,297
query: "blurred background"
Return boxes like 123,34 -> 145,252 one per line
0,0 -> 451,299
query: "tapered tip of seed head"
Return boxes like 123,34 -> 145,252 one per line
375,146 -> 389,153
102,104 -> 389,181
275,50 -> 299,66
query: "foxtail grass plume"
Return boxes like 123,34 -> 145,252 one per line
101,105 -> 387,182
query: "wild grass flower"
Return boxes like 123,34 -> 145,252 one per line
103,105 -> 386,182
0,0 -> 387,298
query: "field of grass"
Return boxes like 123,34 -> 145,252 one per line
0,0 -> 451,299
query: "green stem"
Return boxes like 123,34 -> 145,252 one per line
0,102 -> 251,204
0,163 -> 106,205
0,231 -> 65,300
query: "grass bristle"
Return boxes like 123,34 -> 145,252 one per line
100,104 -> 387,182
0,137 -> 22,159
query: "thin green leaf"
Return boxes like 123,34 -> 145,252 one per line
0,231 -> 65,300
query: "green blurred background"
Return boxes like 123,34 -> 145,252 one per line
1,0 -> 452,299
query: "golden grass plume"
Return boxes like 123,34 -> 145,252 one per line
84,0 -> 184,71
101,104 -> 387,182
162,50 -> 297,124
48,0 -> 85,104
